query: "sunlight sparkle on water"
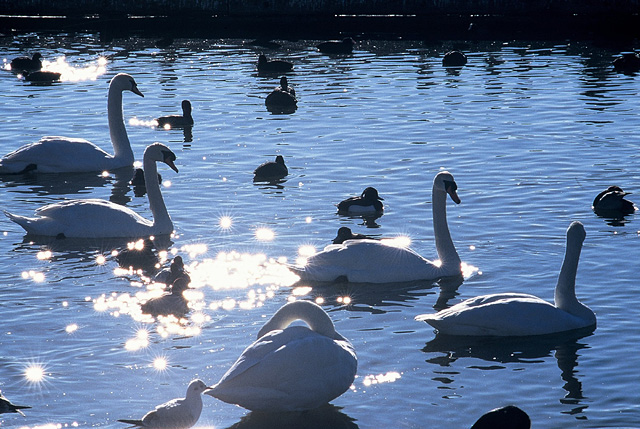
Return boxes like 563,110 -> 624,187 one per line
337,296 -> 352,305
36,250 -> 52,260
461,261 -> 480,278
24,364 -> 46,383
129,117 -> 158,127
65,324 -> 78,334
96,254 -> 107,265
381,235 -> 412,248
125,328 -> 150,351
153,356 -> 168,371
40,56 -> 107,82
362,371 -> 402,387
219,215 -> 233,230
255,227 -> 275,241
22,270 -> 45,282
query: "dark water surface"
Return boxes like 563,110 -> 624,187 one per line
0,34 -> 639,428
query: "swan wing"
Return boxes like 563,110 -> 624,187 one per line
417,293 -> 588,336
0,136 -> 120,173
210,326 -> 356,411
299,240 -> 437,283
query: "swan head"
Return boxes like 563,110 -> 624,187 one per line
434,171 -> 461,204
110,73 -> 144,98
181,100 -> 192,115
361,187 -> 383,201
567,221 -> 586,244
146,143 -> 179,173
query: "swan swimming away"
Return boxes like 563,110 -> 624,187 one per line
0,73 -> 142,174
290,171 -> 462,283
205,300 -> 357,412
416,221 -> 596,336
118,379 -> 209,429
336,186 -> 384,215
4,143 -> 178,239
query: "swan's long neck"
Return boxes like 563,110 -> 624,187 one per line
108,86 -> 134,163
554,232 -> 593,321
257,302 -> 339,340
432,187 -> 460,273
143,156 -> 172,233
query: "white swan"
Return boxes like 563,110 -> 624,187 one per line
205,300 -> 357,412
290,171 -> 462,283
4,143 -> 178,238
416,221 -> 596,336
118,379 -> 209,429
0,73 -> 142,174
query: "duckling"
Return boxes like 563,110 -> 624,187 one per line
156,100 -> 194,129
154,255 -> 190,286
10,53 -> 42,73
257,54 -> 293,74
337,187 -> 384,215
317,38 -> 355,54
265,76 -> 297,114
141,276 -> 190,316
253,155 -> 288,181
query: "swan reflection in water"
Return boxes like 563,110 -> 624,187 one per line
224,404 -> 358,429
422,327 -> 595,407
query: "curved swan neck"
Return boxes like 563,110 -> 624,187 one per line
554,223 -> 593,321
257,301 -> 338,340
432,185 -> 460,269
108,85 -> 134,162
143,154 -> 172,232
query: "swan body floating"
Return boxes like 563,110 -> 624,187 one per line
471,405 -> 530,429
118,379 -> 209,429
337,187 -> 384,215
291,171 -> 462,283
416,221 -> 596,336
0,73 -> 142,174
332,226 -> 372,244
253,155 -> 288,181
141,277 -> 190,316
5,143 -> 178,239
205,300 -> 357,412
317,38 -> 355,54
156,100 -> 194,129
257,54 -> 293,74
0,391 -> 30,416
592,185 -> 635,216
265,76 -> 297,114
10,53 -> 42,72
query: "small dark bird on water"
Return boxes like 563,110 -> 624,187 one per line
156,100 -> 194,129
337,187 -> 384,215
10,53 -> 42,73
257,54 -> 293,74
265,76 -> 297,114
592,185 -> 636,216
332,226 -> 372,244
471,405 -> 531,429
442,50 -> 468,67
317,38 -> 355,54
613,52 -> 640,73
24,70 -> 61,83
253,155 -> 288,181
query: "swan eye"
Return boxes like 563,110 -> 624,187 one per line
162,150 -> 177,162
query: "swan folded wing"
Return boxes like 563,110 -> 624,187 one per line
211,326 -> 356,411
31,199 -> 151,237
302,240 -> 437,283
417,293 -> 589,336
0,136 -> 117,173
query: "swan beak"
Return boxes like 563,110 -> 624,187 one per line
445,185 -> 461,204
165,158 -> 179,173
131,85 -> 144,98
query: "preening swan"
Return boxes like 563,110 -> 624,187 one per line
336,186 -> 384,215
118,379 -> 209,429
290,171 -> 462,283
416,221 -> 596,336
205,300 -> 357,412
5,143 -> 178,238
0,73 -> 142,174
